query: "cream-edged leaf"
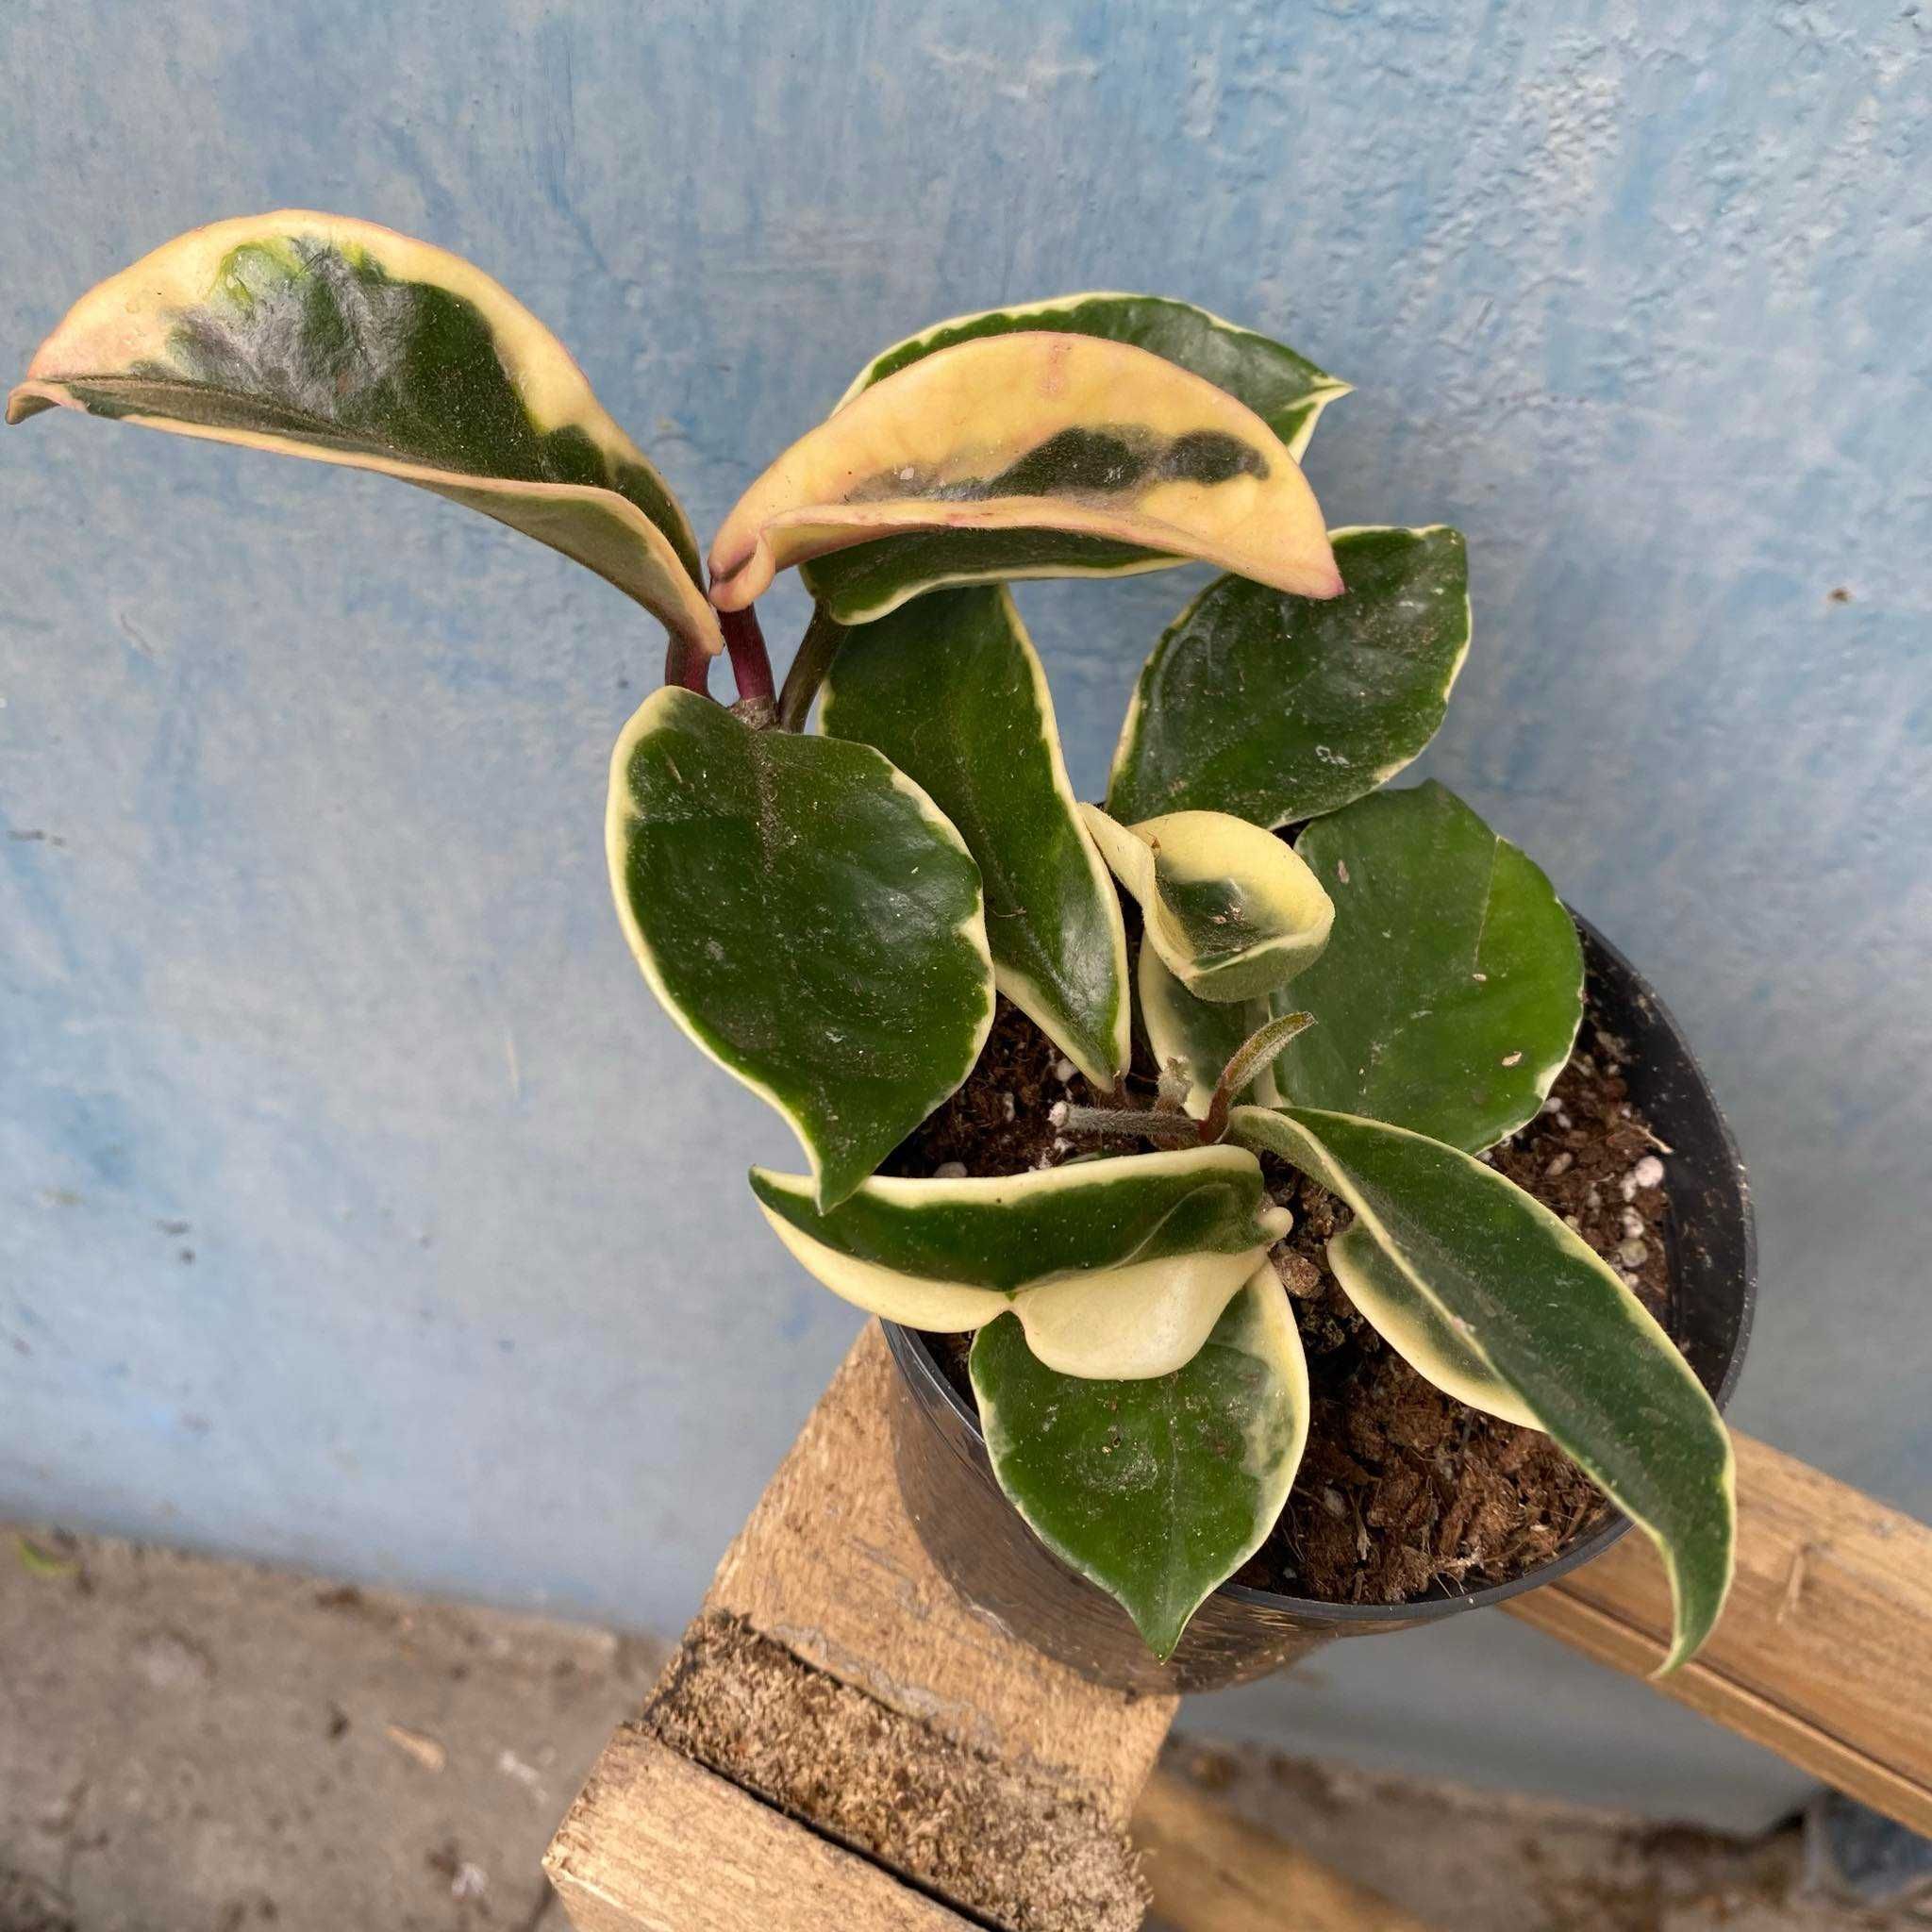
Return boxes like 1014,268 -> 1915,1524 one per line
8,211 -> 719,651
971,1264 -> 1309,1659
820,586 -> 1128,1085
1138,945 -> 1281,1119
1228,1103 -> 1735,1670
609,689 -> 993,1209
1276,782 -> 1584,1151
1082,806 -> 1334,1003
749,1148 -> 1289,1379
1108,527 -> 1471,826
805,291 -> 1350,623
710,332 -> 1341,617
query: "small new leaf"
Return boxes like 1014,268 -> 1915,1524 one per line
609,689 -> 993,1208
1108,527 -> 1471,826
971,1265 -> 1309,1659
1137,945 -> 1280,1120
8,211 -> 719,651
805,291 -> 1350,623
821,586 -> 1128,1085
1082,806 -> 1334,1003
1274,783 -> 1583,1151
1227,1104 -> 1735,1670
751,1148 -> 1289,1379
710,333 -> 1341,616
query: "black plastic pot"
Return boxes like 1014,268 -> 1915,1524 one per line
882,917 -> 1757,1695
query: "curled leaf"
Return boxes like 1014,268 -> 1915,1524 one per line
709,332 -> 1341,615
8,211 -> 719,651
749,1148 -> 1289,1378
1081,806 -> 1334,1003
807,292 -> 1350,623
1228,1103 -> 1735,1670
609,689 -> 993,1208
820,587 -> 1128,1085
971,1263 -> 1309,1658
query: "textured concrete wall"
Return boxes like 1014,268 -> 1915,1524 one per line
3,0 -> 1925,1828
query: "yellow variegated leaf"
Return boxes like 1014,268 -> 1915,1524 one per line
708,332 -> 1341,613
8,211 -> 720,652
1081,806 -> 1334,1003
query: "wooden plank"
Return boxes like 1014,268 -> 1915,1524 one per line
1507,1430 -> 1932,1836
1133,1771 -> 1440,1932
543,1724 -> 974,1932
706,1321 -> 1176,1820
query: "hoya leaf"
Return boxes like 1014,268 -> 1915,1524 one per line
1228,1104 -> 1734,1670
8,211 -> 720,653
971,1264 -> 1309,1659
1138,945 -> 1280,1120
820,586 -> 1128,1085
750,1148 -> 1289,1379
1274,782 -> 1583,1151
805,292 -> 1350,624
609,688 -> 993,1208
1108,527 -> 1472,826
709,332 -> 1341,618
1081,806 -> 1334,1004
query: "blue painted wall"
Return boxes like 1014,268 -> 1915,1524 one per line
4,0 -> 1926,1828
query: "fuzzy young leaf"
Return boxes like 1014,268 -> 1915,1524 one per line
820,587 -> 1128,1085
804,292 -> 1350,624
1276,783 -> 1583,1152
1082,806 -> 1334,1003
970,1265 -> 1308,1659
1108,527 -> 1471,826
608,689 -> 992,1209
751,1148 -> 1288,1379
1228,1104 -> 1734,1670
1138,945 -> 1280,1119
8,212 -> 719,652
709,333 -> 1341,618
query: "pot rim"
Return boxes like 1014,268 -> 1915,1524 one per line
884,910 -> 1757,1631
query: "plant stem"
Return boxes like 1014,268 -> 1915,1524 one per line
776,604 -> 850,733
1050,1100 -> 1202,1149
662,631 -> 712,694
1200,1010 -> 1315,1144
719,602 -> 775,708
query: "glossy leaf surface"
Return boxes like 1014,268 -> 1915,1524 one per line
609,689 -> 992,1208
821,586 -> 1127,1084
971,1265 -> 1308,1658
710,332 -> 1340,617
8,211 -> 719,650
805,292 -> 1349,623
1274,783 -> 1583,1151
1228,1103 -> 1734,1670
1108,526 -> 1470,826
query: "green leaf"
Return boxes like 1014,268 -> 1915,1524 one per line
820,586 -> 1128,1086
608,688 -> 993,1208
711,331 -> 1341,620
1137,945 -> 1279,1119
805,292 -> 1350,625
750,1147 -> 1289,1378
1275,782 -> 1584,1152
1107,527 -> 1471,827
1081,806 -> 1333,1003
1228,1104 -> 1734,1670
970,1265 -> 1309,1659
8,211 -> 719,652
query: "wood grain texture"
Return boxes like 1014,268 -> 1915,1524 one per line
1134,1771 -> 1440,1932
543,1724 -> 974,1932
706,1321 -> 1177,1819
1507,1431 -> 1932,1835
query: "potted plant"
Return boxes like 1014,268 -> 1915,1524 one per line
11,212 -> 1751,1697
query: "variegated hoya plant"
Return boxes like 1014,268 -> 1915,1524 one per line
11,213 -> 1734,1670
